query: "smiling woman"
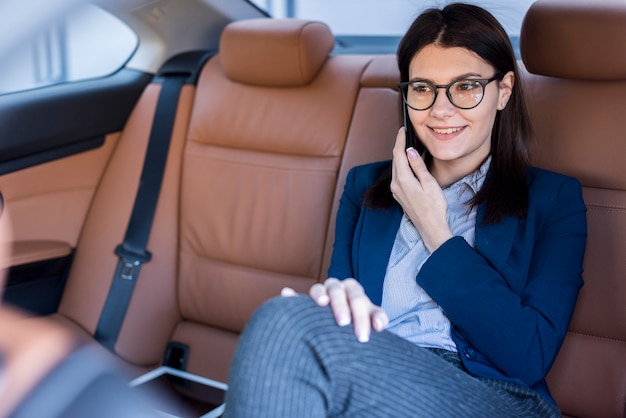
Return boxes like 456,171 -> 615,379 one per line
402,45 -> 510,188
223,4 -> 585,417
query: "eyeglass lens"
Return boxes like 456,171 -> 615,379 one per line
405,80 -> 485,110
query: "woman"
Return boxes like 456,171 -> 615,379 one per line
223,3 -> 586,417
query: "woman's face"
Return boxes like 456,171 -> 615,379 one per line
407,44 -> 513,180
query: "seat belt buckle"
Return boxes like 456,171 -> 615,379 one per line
114,244 -> 152,281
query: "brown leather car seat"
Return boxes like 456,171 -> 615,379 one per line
169,19 -> 394,381
520,0 -> 626,416
50,18 -> 400,384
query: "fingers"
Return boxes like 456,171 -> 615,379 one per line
392,128 -> 410,169
394,126 -> 407,153
310,278 -> 388,343
371,308 -> 389,332
406,146 -> 430,182
309,282 -> 330,305
392,127 -> 429,183
343,279 -> 389,342
325,278 -> 351,326
343,278 -> 374,342
392,128 -> 419,183
281,287 -> 297,297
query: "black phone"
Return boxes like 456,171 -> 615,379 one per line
402,98 -> 408,132
402,100 -> 416,150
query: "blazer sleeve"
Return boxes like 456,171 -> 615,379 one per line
417,174 -> 587,386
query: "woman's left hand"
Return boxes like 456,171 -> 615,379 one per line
281,280 -> 389,343
390,128 -> 453,252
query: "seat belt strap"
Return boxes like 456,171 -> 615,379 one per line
95,75 -> 184,351
95,51 -> 214,352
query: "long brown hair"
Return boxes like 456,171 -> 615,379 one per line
363,3 -> 532,224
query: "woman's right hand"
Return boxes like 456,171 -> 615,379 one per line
309,278 -> 388,343
390,127 -> 452,252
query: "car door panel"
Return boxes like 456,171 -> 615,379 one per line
0,69 -> 151,314
0,134 -> 119,246
0,69 -> 151,173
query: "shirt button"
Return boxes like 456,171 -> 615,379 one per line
463,347 -> 476,359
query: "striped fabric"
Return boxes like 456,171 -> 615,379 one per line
224,296 -> 560,418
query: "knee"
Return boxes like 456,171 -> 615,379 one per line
247,295 -> 316,330
240,295 -> 329,344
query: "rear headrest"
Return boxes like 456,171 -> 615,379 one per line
219,18 -> 335,87
521,0 -> 626,80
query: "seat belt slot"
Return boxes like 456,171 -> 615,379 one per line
115,244 -> 151,281
163,342 -> 189,371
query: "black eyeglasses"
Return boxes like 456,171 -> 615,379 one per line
398,75 -> 500,111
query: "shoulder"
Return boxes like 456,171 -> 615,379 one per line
528,166 -> 578,185
527,167 -> 583,197
348,160 -> 391,180
345,160 -> 391,192
527,166 -> 586,218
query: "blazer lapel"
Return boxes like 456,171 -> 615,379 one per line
358,205 -> 403,305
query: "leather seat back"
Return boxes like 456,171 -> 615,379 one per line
520,1 -> 626,416
165,19 -> 399,381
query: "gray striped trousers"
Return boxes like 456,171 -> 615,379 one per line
223,295 -> 559,418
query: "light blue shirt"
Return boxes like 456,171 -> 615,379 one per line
381,158 -> 490,351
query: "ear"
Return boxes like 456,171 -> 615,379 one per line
497,71 -> 515,110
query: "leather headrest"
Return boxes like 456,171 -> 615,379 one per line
521,0 -> 626,80
219,18 -> 335,87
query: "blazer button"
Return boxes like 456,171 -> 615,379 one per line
463,347 -> 476,359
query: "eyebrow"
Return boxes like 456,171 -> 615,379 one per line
409,72 -> 484,83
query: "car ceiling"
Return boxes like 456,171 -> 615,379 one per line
0,0 -> 266,76
97,0 -> 267,74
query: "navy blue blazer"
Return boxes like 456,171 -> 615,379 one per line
327,161 -> 587,403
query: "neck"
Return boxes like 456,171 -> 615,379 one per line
431,157 -> 487,188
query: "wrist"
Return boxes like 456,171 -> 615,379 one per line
424,230 -> 453,253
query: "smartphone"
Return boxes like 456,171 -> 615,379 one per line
402,100 -> 416,150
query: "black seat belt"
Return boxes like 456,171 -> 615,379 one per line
95,51 -> 214,352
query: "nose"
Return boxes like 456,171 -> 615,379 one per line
429,88 -> 456,118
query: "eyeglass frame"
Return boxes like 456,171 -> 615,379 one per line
397,74 -> 501,111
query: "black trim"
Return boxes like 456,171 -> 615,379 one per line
0,136 -> 105,175
155,50 -> 216,84
0,69 -> 151,166
3,252 -> 74,315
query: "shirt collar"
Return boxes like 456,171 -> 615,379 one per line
447,156 -> 491,195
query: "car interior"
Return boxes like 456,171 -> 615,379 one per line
0,0 -> 624,417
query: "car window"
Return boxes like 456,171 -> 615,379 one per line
247,0 -> 536,57
0,4 -> 137,95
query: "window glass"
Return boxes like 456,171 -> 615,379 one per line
247,0 -> 535,56
0,4 -> 137,95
